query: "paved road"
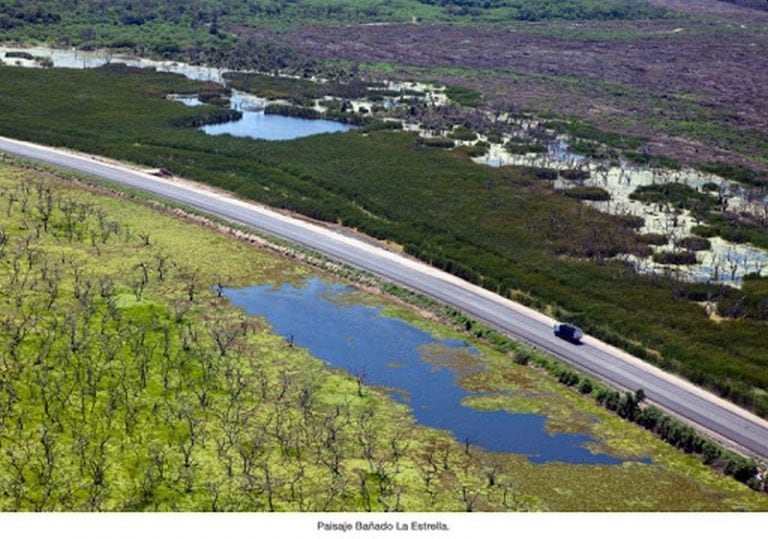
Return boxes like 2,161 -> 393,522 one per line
3,135 -> 768,460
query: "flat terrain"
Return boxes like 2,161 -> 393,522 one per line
4,134 -> 768,463
4,1 -> 768,172
259,11 -> 768,171
1,65 -> 767,419
0,158 -> 766,510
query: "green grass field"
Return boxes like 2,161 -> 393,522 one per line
0,159 -> 765,510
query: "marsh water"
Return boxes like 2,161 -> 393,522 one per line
473,138 -> 768,284
225,277 -> 636,465
2,46 -> 355,141
200,93 -> 355,141
0,45 -> 227,83
6,45 -> 763,282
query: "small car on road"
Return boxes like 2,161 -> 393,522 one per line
553,322 -> 584,344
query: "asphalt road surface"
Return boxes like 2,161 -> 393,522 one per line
3,135 -> 768,460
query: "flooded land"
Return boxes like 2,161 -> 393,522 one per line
0,160 -> 763,510
1,36 -> 768,508
225,277 -> 630,465
2,0 -> 768,519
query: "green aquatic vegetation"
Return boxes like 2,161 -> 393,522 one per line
678,236 -> 712,252
448,126 -> 478,141
718,276 -> 768,321
631,184 -> 768,251
559,169 -> 591,181
699,161 -> 766,187
505,141 -> 547,154
691,225 -> 717,238
638,232 -> 669,246
624,151 -> 681,170
699,214 -> 768,252
652,250 -> 698,265
445,85 -> 482,107
452,144 -> 489,158
2,64 -> 768,421
554,119 -> 645,151
418,137 -> 455,148
225,72 -> 321,103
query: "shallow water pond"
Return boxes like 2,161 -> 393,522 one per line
0,45 -> 227,82
225,277 -> 641,465
1,46 -> 354,141
201,111 -> 354,140
199,92 -> 354,141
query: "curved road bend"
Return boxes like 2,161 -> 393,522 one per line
2,135 -> 768,460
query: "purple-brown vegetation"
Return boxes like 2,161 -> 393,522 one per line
234,3 -> 768,171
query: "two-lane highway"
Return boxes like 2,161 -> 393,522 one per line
3,135 -> 768,460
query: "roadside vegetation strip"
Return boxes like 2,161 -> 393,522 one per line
1,159 -> 767,511
0,64 -> 767,419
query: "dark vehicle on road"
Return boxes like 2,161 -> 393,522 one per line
553,322 -> 584,344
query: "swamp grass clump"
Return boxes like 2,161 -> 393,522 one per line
701,214 -> 768,251
418,137 -> 455,148
699,161 -> 766,188
452,144 -> 489,158
505,141 -> 547,154
514,165 -> 558,180
718,276 -> 768,321
691,225 -> 718,238
561,186 -> 610,201
4,51 -> 34,60
445,85 -> 482,107
174,107 -> 242,128
448,126 -> 478,141
359,120 -> 403,133
629,183 -> 718,217
225,71 -> 320,105
638,232 -> 669,246
555,119 -> 645,151
616,214 -> 645,230
264,103 -> 323,120
678,236 -> 712,251
652,250 -> 698,265
559,168 -> 591,181
624,151 -> 681,170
